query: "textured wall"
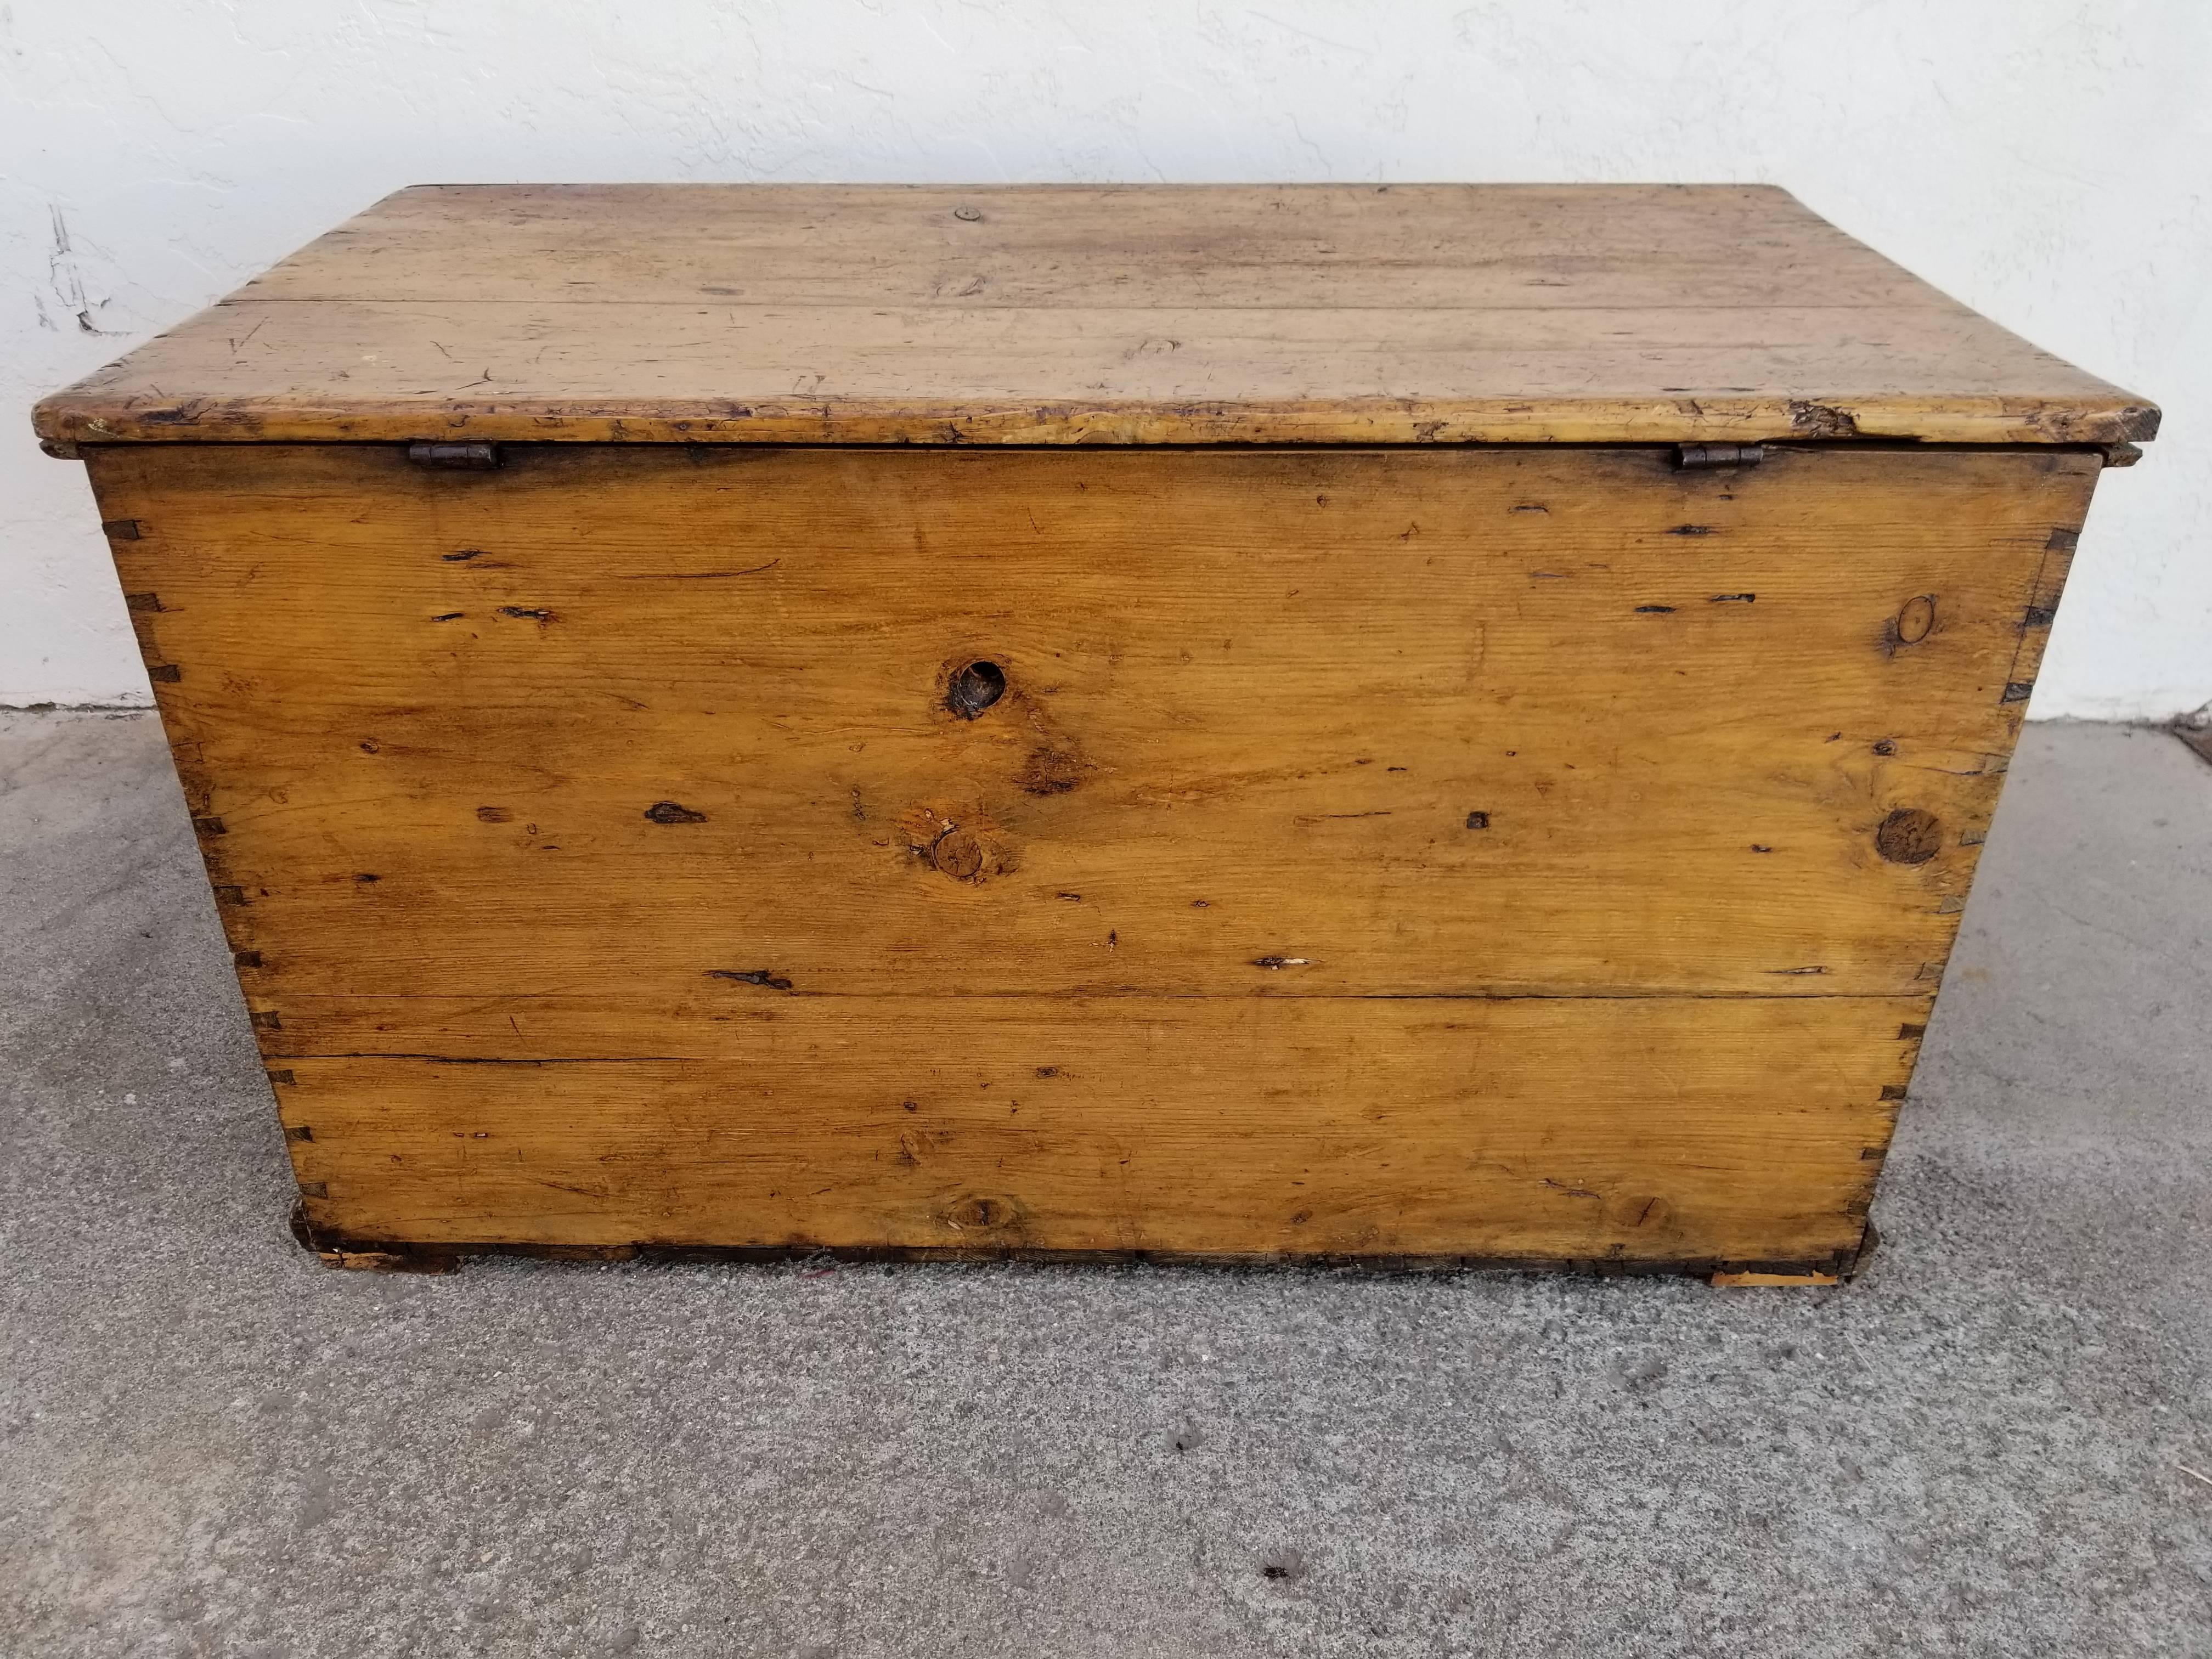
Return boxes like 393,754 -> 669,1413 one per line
5,0 -> 2207,716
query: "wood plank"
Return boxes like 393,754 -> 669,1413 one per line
276,992 -> 1920,1262
235,183 -> 1962,309
94,442 -> 2094,1001
36,184 -> 2154,449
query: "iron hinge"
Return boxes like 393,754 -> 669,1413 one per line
1676,443 -> 1763,470
406,441 -> 501,470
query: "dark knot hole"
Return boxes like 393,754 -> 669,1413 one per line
946,660 -> 1007,719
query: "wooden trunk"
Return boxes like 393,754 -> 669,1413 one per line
37,185 -> 2156,1274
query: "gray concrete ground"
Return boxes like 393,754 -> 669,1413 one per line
2,712 -> 2208,1658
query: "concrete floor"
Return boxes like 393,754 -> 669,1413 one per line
2,712 -> 2208,1658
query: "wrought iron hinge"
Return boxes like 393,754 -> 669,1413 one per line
1675,443 -> 1763,470
406,441 -> 501,469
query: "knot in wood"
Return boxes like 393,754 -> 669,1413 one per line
944,1194 -> 1016,1230
930,827 -> 986,880
1875,808 -> 1943,865
1894,594 -> 1937,646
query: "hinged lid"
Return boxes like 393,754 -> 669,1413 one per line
33,183 -> 2157,452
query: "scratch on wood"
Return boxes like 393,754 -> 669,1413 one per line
617,560 -> 781,580
708,969 -> 795,991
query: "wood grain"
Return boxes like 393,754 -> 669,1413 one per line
84,438 -> 2096,1262
37,184 -> 2155,449
94,443 -> 2092,1005
271,994 -> 1920,1262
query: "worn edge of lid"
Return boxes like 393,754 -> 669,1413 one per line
30,389 -> 2163,452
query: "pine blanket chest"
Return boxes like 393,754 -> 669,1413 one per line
36,184 -> 2157,1277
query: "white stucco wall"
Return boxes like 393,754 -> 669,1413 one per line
4,1 -> 2206,716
